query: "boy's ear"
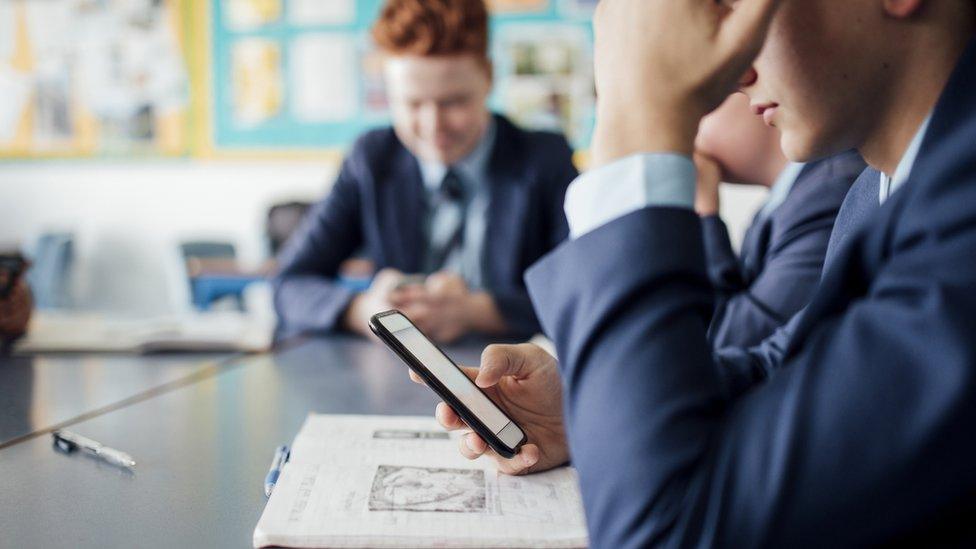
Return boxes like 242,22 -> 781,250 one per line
882,0 -> 926,19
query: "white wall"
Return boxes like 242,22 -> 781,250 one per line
0,160 -> 767,315
719,184 -> 769,248
0,160 -> 337,314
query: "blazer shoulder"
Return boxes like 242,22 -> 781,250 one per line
774,152 -> 865,222
340,126 -> 418,190
347,126 -> 402,164
492,115 -> 577,195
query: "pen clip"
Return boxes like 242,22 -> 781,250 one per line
52,431 -> 78,454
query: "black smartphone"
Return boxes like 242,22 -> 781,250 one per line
369,310 -> 527,458
0,253 -> 26,299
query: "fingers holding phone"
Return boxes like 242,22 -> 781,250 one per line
343,268 -> 408,338
372,310 -> 527,453
436,400 -> 546,476
405,340 -> 570,476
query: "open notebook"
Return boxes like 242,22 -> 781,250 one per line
253,414 -> 588,549
14,311 -> 273,354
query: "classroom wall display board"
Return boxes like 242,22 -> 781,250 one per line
0,0 -> 191,158
0,0 -> 596,159
207,0 -> 596,154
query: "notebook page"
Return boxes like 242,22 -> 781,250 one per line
253,415 -> 588,548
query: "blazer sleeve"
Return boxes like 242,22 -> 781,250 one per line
493,135 -> 577,337
700,214 -> 746,291
271,157 -> 364,340
712,310 -> 798,397
707,200 -> 840,349
525,203 -> 976,547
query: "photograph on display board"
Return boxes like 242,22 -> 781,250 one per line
222,0 -> 282,31
231,38 -> 284,127
288,33 -> 359,123
287,0 -> 356,26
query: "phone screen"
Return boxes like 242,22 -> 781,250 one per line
376,313 -> 522,447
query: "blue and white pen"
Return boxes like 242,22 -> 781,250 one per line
52,429 -> 136,468
264,445 -> 290,498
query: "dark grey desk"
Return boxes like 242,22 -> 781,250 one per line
0,352 -> 232,448
0,335 -> 485,548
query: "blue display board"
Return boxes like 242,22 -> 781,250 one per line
210,0 -> 595,151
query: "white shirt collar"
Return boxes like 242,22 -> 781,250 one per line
758,162 -> 806,219
879,112 -> 933,203
419,117 -> 496,191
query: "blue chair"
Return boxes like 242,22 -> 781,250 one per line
180,241 -> 257,311
26,232 -> 74,309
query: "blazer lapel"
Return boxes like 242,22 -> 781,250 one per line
484,118 -> 528,289
378,146 -> 427,272
739,212 -> 771,279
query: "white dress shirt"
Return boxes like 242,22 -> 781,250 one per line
879,114 -> 932,204
417,119 -> 496,288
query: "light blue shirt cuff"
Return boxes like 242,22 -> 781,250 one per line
564,153 -> 696,239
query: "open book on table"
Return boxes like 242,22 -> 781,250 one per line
253,414 -> 588,548
14,311 -> 273,354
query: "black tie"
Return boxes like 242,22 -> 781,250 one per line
425,169 -> 466,273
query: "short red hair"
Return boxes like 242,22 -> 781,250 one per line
371,0 -> 489,60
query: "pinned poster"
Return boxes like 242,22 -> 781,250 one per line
494,24 -> 594,145
231,38 -> 284,127
287,0 -> 355,26
289,34 -> 358,123
223,0 -> 282,31
0,64 -> 31,143
0,2 -> 15,61
487,0 -> 549,14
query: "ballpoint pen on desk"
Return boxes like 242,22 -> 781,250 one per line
52,429 -> 137,468
265,445 -> 290,498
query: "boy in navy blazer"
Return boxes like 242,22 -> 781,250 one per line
421,0 -> 976,546
272,0 -> 576,343
694,93 -> 864,348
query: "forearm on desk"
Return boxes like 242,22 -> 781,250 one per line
272,275 -> 357,335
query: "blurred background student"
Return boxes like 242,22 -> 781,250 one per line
1,0 -> 770,352
693,93 -> 865,348
272,0 -> 578,344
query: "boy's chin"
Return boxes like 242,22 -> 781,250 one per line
780,131 -> 835,164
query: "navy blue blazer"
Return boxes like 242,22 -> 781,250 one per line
824,164 -> 882,268
525,41 -> 976,547
717,163 -> 884,398
273,114 -> 576,342
702,152 -> 864,349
